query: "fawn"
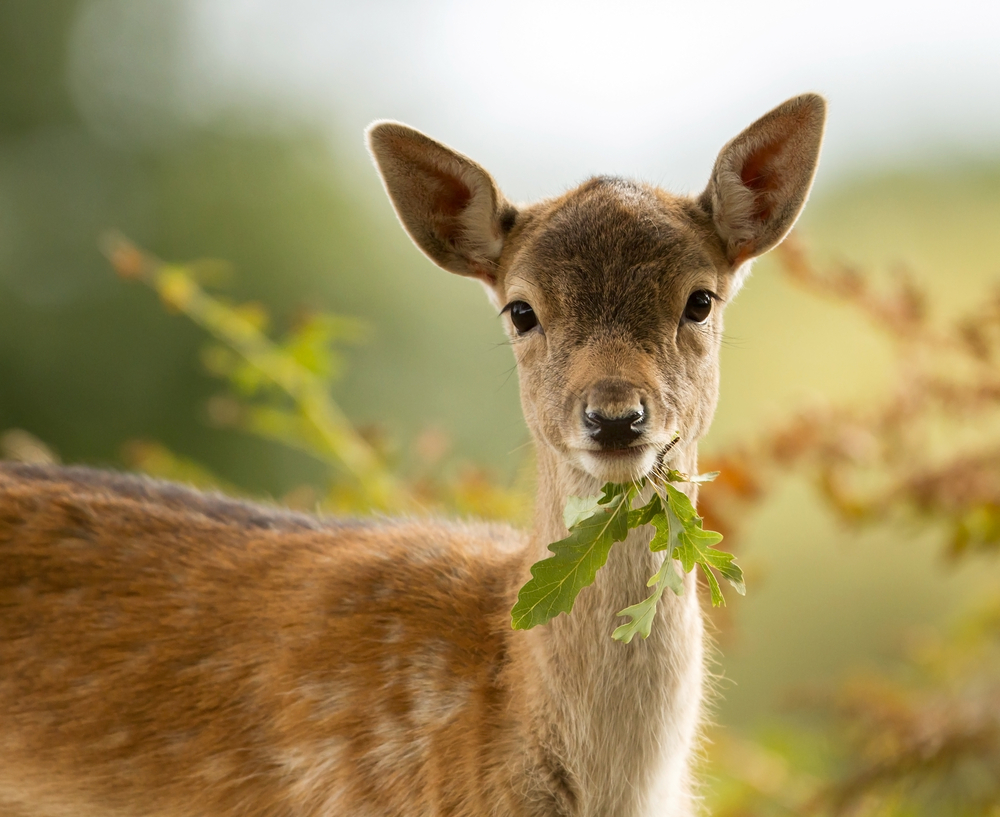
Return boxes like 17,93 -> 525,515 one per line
0,93 -> 825,816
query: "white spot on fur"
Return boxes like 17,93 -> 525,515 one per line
277,739 -> 348,809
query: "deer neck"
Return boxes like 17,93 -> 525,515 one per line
516,441 -> 706,815
528,439 -> 702,644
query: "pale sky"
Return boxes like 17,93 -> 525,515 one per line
73,0 -> 1000,200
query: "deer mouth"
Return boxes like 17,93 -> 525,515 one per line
577,443 -> 661,484
577,432 -> 682,483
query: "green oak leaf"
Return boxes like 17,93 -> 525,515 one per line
511,486 -> 635,630
612,584 -> 665,643
627,492 -> 662,528
563,494 -> 602,529
647,548 -> 685,594
612,551 -> 684,643
690,470 -> 721,483
614,483 -> 744,640
648,494 -> 680,553
661,469 -> 719,484
663,483 -> 744,604
597,482 -> 629,505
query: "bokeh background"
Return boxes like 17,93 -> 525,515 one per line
3,2 -> 999,813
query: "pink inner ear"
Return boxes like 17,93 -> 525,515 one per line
427,166 -> 472,218
738,132 -> 791,223
413,159 -> 498,284
407,157 -> 473,245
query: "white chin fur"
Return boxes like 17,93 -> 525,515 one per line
576,447 -> 660,485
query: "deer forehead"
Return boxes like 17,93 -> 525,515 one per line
504,177 -> 727,342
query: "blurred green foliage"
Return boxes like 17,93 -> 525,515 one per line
0,0 -> 524,501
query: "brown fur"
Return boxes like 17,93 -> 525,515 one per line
0,94 -> 826,816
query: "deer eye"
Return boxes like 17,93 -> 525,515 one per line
505,301 -> 539,335
683,290 -> 714,324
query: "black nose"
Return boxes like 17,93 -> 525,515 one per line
583,407 -> 646,450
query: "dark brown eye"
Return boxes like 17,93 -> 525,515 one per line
683,290 -> 714,324
506,301 -> 539,334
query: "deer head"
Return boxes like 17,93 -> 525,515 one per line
369,95 -> 825,489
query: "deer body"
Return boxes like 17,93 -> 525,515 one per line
0,94 -> 825,816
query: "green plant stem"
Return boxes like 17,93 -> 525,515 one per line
105,234 -> 407,511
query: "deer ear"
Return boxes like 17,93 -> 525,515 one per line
703,94 -> 826,267
367,121 -> 515,288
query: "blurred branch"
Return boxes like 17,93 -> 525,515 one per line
102,232 -> 408,513
703,235 -> 1000,557
814,603 -> 1000,816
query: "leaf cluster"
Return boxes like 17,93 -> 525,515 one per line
510,471 -> 744,642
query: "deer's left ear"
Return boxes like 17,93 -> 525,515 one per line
702,93 -> 826,268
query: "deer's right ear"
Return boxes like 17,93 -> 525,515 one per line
367,121 -> 514,291
702,94 -> 826,269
